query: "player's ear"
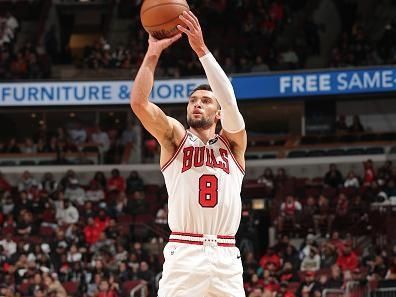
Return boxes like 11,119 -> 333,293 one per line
215,109 -> 221,120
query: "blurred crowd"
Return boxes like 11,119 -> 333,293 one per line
0,11 -> 51,81
0,121 -> 152,165
0,158 -> 395,296
0,168 -> 169,297
82,0 -> 307,76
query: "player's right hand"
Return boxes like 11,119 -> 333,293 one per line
147,34 -> 182,55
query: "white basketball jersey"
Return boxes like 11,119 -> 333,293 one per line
161,130 -> 244,236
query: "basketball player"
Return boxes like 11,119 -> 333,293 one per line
130,11 -> 246,297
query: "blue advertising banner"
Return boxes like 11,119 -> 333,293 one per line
232,67 -> 396,99
0,79 -> 207,106
0,67 -> 395,106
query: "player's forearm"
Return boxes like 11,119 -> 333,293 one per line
199,53 -> 245,132
130,50 -> 160,107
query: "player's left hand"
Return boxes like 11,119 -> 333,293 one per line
147,34 -> 182,55
177,11 -> 209,57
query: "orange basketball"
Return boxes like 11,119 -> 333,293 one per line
140,0 -> 190,39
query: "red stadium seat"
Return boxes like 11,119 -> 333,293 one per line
122,280 -> 143,297
62,281 -> 79,295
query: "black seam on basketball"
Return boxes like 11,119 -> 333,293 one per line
143,14 -> 183,28
141,2 -> 189,15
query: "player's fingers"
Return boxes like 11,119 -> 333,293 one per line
169,33 -> 182,44
176,24 -> 191,36
180,12 -> 196,31
188,10 -> 200,28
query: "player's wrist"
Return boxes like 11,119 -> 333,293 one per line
194,45 -> 209,58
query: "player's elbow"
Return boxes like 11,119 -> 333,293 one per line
130,98 -> 146,114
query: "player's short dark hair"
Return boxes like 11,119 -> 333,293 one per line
189,84 -> 212,97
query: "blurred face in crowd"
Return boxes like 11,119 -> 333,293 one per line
99,280 -> 109,291
187,89 -> 221,129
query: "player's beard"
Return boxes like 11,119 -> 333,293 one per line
187,115 -> 213,129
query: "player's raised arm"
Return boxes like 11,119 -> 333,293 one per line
130,34 -> 185,147
177,11 -> 247,162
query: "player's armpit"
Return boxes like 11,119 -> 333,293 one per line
220,129 -> 247,168
131,100 -> 185,147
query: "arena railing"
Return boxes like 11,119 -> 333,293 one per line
371,288 -> 396,297
322,288 -> 344,297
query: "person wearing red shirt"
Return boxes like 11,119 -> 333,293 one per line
336,242 -> 359,271
107,169 -> 125,193
94,209 -> 110,232
96,279 -> 118,297
363,159 -> 376,186
0,172 -> 11,192
259,248 -> 281,271
84,216 -> 102,245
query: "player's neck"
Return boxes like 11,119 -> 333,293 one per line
188,127 -> 217,144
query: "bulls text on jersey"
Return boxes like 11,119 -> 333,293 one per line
181,146 -> 230,174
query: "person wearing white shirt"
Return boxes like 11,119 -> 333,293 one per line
86,181 -> 105,202
5,12 -> 18,31
91,126 -> 110,163
344,170 -> 360,188
64,179 -> 86,205
0,233 -> 17,257
56,199 -> 79,225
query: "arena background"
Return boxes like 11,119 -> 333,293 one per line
0,0 -> 396,296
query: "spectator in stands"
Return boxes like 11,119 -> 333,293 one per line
0,233 -> 16,258
275,168 -> 288,186
324,164 -> 344,188
107,169 -> 125,193
2,138 -> 20,153
349,115 -> 365,133
17,171 -> 39,193
283,244 -> 301,272
377,161 -> 393,186
295,271 -> 321,297
56,199 -> 79,226
20,137 -> 37,153
336,242 -> 359,271
91,171 -> 107,190
84,216 -> 102,245
320,242 -> 338,269
64,178 -> 86,205
300,246 -> 321,272
301,196 -> 317,231
335,114 -> 348,133
333,193 -> 349,231
43,274 -> 67,297
68,122 -> 87,146
324,264 -> 343,288
86,180 -> 105,202
260,247 -> 282,273
96,279 -> 118,297
344,170 -> 360,188
16,209 -> 34,236
257,168 -> 275,190
126,171 -> 145,194
278,195 -> 302,233
41,172 -> 58,195
363,159 -> 376,186
155,203 -> 168,225
120,122 -> 142,164
0,171 -> 12,193
91,125 -> 110,164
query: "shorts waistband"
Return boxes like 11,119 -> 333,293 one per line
169,232 -> 235,247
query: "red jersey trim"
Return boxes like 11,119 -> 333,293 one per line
160,132 -> 188,172
171,232 -> 203,237
168,239 -> 235,247
217,135 -> 245,175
